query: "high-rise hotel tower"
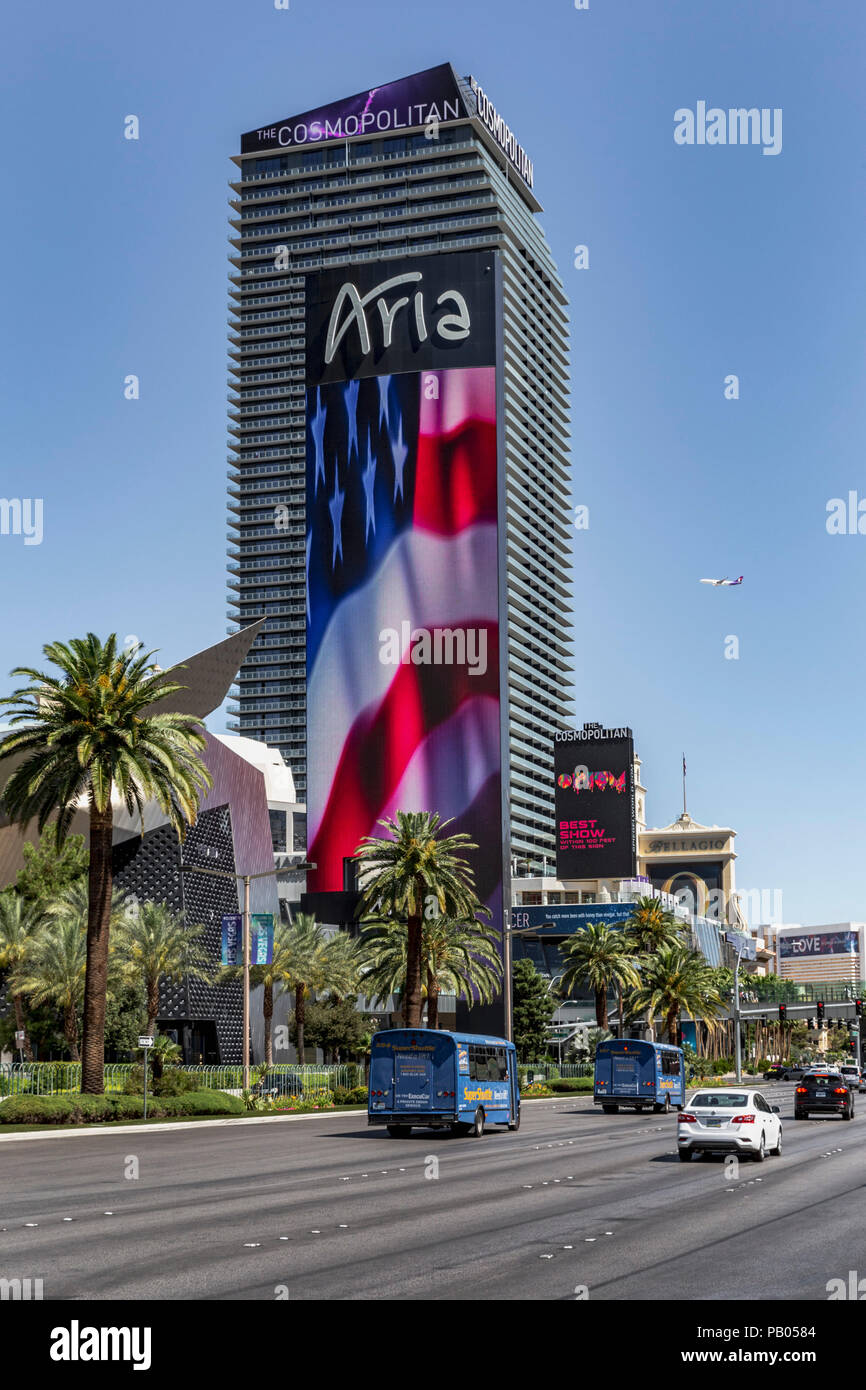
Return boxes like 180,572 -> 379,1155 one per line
227,63 -> 572,868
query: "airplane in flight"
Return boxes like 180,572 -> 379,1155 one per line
700,575 -> 744,586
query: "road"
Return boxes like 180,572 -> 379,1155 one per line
1,1084 -> 864,1300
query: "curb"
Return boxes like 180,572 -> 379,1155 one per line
0,1094 -> 591,1143
0,1107 -> 368,1143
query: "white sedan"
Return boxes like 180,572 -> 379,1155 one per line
677,1089 -> 783,1163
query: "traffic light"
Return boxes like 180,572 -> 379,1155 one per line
816,1000 -> 825,1024
856,999 -> 863,1017
779,1004 -> 787,1023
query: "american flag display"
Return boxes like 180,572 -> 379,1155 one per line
305,361 -> 504,917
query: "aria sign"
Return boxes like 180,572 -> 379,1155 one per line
324,272 -> 470,366
306,250 -> 498,387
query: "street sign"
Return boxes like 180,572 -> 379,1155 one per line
14,1030 -> 25,1046
138,1035 -> 154,1048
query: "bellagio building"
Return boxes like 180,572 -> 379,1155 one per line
227,62 -> 573,870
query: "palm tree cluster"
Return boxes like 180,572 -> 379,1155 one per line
0,634 -> 212,1090
559,897 -> 725,1044
354,810 -> 498,1028
0,886 -> 213,1062
220,912 -> 362,1064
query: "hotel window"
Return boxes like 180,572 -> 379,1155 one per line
521,892 -> 542,905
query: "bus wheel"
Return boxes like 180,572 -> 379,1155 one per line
472,1108 -> 485,1137
508,1112 -> 520,1131
602,1104 -> 618,1114
386,1125 -> 410,1138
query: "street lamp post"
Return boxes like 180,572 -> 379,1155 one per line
180,859 -> 314,1091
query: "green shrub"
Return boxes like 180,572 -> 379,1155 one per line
520,1081 -> 553,1098
548,1077 -> 593,1093
333,1084 -> 367,1105
152,1069 -> 200,1096
0,1089 -> 244,1125
123,1066 -> 145,1095
0,1095 -> 76,1124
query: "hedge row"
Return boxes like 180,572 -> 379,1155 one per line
0,1090 -> 245,1125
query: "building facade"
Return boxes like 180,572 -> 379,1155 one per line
227,63 -> 573,866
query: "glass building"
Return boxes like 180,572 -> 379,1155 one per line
227,64 -> 573,867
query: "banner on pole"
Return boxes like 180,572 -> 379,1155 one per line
221,913 -> 243,966
250,914 -> 275,966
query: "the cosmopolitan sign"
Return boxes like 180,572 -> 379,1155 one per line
241,63 -> 467,155
467,75 -> 534,189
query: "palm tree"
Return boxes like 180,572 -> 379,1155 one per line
0,892 -> 45,1059
622,896 -> 684,956
0,634 -> 212,1092
284,914 -> 360,1061
354,811 -> 485,1027
11,915 -> 87,1060
629,943 -> 725,1044
115,900 -> 215,1038
621,896 -> 685,1039
559,922 -> 640,1029
360,914 -> 502,1029
219,918 -> 297,1067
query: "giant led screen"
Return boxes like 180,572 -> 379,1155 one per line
553,728 -> 637,880
305,250 -> 507,975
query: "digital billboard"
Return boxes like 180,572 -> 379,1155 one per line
553,728 -> 636,879
647,861 -> 724,917
241,63 -> 467,155
779,931 -> 859,960
305,250 -> 508,1008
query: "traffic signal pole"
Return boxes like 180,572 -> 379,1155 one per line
733,946 -> 743,1084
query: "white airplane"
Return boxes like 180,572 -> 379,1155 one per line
700,575 -> 744,586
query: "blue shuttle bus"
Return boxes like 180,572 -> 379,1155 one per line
594,1038 -> 685,1113
368,1029 -> 519,1137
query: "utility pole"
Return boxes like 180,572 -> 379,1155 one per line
180,861 -> 312,1090
733,945 -> 743,1083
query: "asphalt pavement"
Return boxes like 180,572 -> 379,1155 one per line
1,1083 -> 863,1300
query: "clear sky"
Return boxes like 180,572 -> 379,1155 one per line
1,0 -> 863,926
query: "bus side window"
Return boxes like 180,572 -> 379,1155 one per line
495,1048 -> 508,1080
468,1045 -> 479,1081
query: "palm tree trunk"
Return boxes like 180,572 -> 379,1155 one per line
12,992 -> 34,1061
263,981 -> 273,1066
596,989 -> 607,1028
64,1002 -> 80,1062
81,805 -> 115,1094
296,983 -> 306,1062
426,970 -> 440,1030
667,1010 -> 678,1044
617,982 -> 623,1039
404,882 -> 424,1027
146,977 -> 159,1038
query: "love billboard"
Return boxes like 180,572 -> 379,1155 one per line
553,728 -> 637,880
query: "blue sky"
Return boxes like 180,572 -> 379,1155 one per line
1,0 -> 863,925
